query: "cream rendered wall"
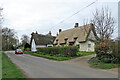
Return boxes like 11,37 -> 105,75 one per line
79,40 -> 95,52
88,30 -> 96,40
36,45 -> 46,48
47,44 -> 53,47
79,30 -> 96,52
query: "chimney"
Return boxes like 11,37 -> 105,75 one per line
49,31 -> 51,36
31,32 -> 34,35
56,33 -> 58,36
74,23 -> 79,28
36,31 -> 38,34
59,29 -> 62,33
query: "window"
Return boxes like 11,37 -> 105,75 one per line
56,39 -> 58,44
76,45 -> 80,48
74,37 -> 78,42
88,44 -> 91,48
64,38 -> 68,43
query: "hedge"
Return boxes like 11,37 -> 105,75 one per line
37,46 -> 78,57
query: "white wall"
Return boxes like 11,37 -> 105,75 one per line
79,40 -> 95,52
36,45 -> 46,48
88,30 -> 96,40
47,44 -> 53,47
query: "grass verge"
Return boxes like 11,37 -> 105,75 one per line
88,57 -> 120,69
24,51 -> 95,61
2,52 -> 26,79
24,51 -> 75,61
90,63 -> 119,69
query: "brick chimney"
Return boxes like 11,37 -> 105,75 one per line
59,29 -> 62,33
31,32 -> 34,35
49,31 -> 51,36
56,33 -> 58,36
36,31 -> 38,34
74,23 -> 79,28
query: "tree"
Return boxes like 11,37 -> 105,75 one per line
2,27 -> 19,50
91,7 -> 115,42
0,8 -> 3,51
21,35 -> 30,49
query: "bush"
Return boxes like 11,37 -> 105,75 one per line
95,42 -> 110,58
95,41 -> 120,64
101,58 -> 112,63
111,41 -> 120,64
37,46 -> 78,57
25,48 -> 31,51
88,57 -> 101,64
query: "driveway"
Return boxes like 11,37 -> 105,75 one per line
4,51 -> 118,78
63,54 -> 96,66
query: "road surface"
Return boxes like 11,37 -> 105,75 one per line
5,51 -> 118,78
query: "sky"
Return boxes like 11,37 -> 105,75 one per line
0,0 -> 119,41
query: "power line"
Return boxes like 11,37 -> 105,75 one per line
42,0 -> 98,34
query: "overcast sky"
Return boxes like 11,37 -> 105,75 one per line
0,0 -> 119,40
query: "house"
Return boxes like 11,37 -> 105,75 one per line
53,23 -> 98,52
30,31 -> 56,51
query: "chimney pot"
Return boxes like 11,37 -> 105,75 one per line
36,31 -> 38,34
31,32 -> 34,35
59,29 -> 62,33
74,23 -> 79,28
49,31 -> 51,36
56,33 -> 58,36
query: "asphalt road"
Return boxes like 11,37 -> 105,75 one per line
5,51 -> 118,78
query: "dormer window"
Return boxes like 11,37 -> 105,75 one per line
64,38 -> 68,43
74,37 -> 78,41
56,39 -> 58,43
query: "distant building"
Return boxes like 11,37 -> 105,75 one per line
30,31 -> 56,51
54,23 -> 98,52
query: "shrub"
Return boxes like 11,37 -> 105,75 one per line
37,46 -> 78,57
95,42 -> 110,58
111,41 -> 120,64
88,57 -> 101,64
95,41 -> 120,64
25,48 -> 31,51
101,58 -> 112,63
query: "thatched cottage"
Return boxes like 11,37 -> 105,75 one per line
30,31 -> 56,51
54,23 -> 97,52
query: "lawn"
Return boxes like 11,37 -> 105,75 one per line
2,52 -> 26,79
24,51 -> 95,61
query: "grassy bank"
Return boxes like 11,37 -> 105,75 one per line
24,51 -> 95,61
24,51 -> 75,61
88,57 -> 120,69
2,52 -> 26,79
90,63 -> 119,69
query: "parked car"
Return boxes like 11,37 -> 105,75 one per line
15,49 -> 23,54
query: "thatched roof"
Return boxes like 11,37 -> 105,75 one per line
30,33 -> 56,45
54,23 -> 97,44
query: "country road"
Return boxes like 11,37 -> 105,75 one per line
5,51 -> 118,78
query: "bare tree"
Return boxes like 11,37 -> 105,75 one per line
2,27 -> 18,50
21,34 -> 29,46
0,7 -> 3,51
91,7 -> 115,42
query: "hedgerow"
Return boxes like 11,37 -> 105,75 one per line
37,46 -> 78,57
